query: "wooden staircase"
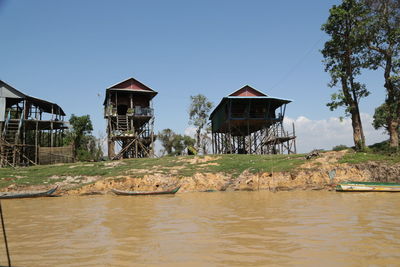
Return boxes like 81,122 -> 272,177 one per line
4,119 -> 19,144
0,142 -> 14,166
116,115 -> 128,131
1,118 -> 22,167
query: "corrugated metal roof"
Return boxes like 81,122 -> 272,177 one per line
103,77 -> 158,105
228,85 -> 267,97
225,96 -> 292,101
0,80 -> 66,116
210,90 -> 292,120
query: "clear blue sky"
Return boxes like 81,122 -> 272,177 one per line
0,0 -> 387,150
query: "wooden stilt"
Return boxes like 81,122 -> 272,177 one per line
0,201 -> 11,267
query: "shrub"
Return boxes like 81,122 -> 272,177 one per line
369,140 -> 399,155
332,144 -> 349,151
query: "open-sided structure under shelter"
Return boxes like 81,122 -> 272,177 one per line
0,80 -> 72,167
209,85 -> 296,154
104,77 -> 157,159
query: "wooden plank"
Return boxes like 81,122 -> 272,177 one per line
38,145 -> 74,165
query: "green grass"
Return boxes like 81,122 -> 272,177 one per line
0,154 -> 305,188
3,150 -> 399,189
338,150 -> 400,164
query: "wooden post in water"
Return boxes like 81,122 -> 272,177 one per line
0,201 -> 11,267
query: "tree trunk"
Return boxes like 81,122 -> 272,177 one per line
387,120 -> 399,147
355,106 -> 365,149
196,128 -> 201,151
383,54 -> 399,148
341,76 -> 366,151
107,139 -> 115,159
350,106 -> 365,151
350,98 -> 366,150
396,100 -> 400,146
202,144 -> 208,155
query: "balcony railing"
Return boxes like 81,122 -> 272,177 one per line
132,107 -> 153,116
230,113 -> 283,121
105,106 -> 154,117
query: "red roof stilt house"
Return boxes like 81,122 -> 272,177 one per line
104,77 -> 157,159
209,85 -> 296,154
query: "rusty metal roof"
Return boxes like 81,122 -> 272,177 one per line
0,80 -> 66,116
209,85 -> 292,120
103,77 -> 158,105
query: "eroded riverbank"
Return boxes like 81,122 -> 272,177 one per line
1,150 -> 400,196
69,154 -> 400,195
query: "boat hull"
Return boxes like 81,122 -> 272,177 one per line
0,186 -> 59,199
336,182 -> 400,192
111,186 -> 181,196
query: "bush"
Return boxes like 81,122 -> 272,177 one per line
332,144 -> 349,151
369,140 -> 399,155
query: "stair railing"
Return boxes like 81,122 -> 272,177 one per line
2,110 -> 11,139
15,112 -> 24,144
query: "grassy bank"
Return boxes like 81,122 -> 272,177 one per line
0,154 -> 304,188
1,150 -> 399,190
339,150 -> 400,164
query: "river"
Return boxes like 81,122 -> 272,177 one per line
0,191 -> 399,266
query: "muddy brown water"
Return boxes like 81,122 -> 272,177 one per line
0,191 -> 399,266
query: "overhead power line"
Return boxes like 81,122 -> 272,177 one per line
269,35 -> 325,91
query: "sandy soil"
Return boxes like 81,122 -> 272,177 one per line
5,151 -> 400,196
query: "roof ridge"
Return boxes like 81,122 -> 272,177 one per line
106,77 -> 156,92
228,85 -> 268,97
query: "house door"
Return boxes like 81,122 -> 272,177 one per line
117,105 -> 128,115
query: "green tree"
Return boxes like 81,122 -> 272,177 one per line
76,135 -> 104,161
66,114 -> 103,161
157,128 -> 175,155
373,103 -> 389,132
68,114 -> 93,151
189,94 -> 213,153
363,0 -> 400,148
373,103 -> 400,136
171,134 -> 196,156
157,129 -> 196,156
321,0 -> 370,151
200,126 -> 211,155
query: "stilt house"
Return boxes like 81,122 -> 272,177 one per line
0,80 -> 72,167
104,78 -> 157,159
209,85 -> 296,154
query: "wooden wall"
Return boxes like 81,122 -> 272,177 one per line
38,145 -> 74,165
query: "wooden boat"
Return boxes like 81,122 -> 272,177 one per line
0,186 -> 59,199
336,182 -> 400,192
111,186 -> 181,196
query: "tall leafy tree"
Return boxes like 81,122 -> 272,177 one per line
157,128 -> 175,155
200,126 -> 211,155
321,0 -> 370,151
172,134 -> 196,156
372,103 -> 397,134
188,94 -> 213,153
68,114 -> 93,152
66,114 -> 103,161
157,129 -> 195,156
364,0 -> 400,148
